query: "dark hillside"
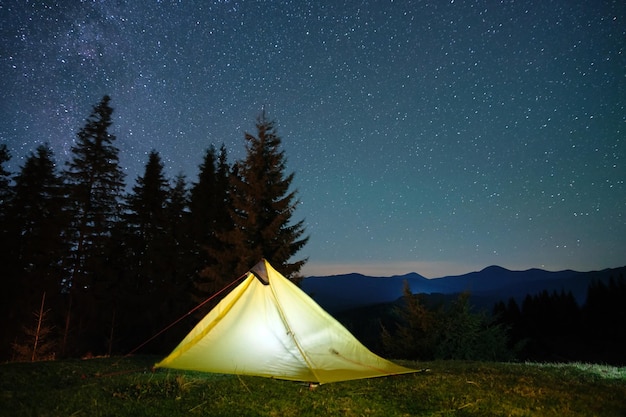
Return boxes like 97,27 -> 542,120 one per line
302,266 -> 626,313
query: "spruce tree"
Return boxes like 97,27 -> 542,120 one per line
381,280 -> 437,360
434,292 -> 512,361
190,147 -> 231,254
166,174 -> 193,282
160,173 -> 196,347
11,292 -> 57,362
121,150 -> 172,349
11,145 -> 68,293
125,150 -> 169,255
190,145 -> 233,301
201,112 -> 308,292
62,95 -> 125,355
5,145 -> 67,357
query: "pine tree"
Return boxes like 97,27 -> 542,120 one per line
4,145 -> 67,357
381,280 -> 437,359
118,155 -> 195,352
197,113 -> 308,312
116,150 -> 171,349
62,95 -> 125,355
12,292 -> 57,362
435,292 -> 511,361
159,173 -> 196,348
11,145 -> 68,291
125,150 -> 170,258
168,174 -> 190,233
190,145 -> 234,302
493,297 -> 525,353
190,146 -> 231,268
166,174 -> 194,285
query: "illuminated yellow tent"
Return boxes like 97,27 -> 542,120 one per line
155,259 -> 417,384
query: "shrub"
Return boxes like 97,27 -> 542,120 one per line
382,284 -> 515,361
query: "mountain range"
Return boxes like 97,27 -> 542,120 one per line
301,265 -> 626,313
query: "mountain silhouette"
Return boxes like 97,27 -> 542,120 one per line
301,265 -> 626,313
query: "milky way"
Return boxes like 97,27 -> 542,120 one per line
1,0 -> 625,277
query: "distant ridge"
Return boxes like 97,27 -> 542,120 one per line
301,265 -> 626,313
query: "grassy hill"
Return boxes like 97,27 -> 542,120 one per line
1,356 -> 625,416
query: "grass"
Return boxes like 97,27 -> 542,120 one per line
1,356 -> 625,416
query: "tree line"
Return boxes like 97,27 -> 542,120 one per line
359,275 -> 625,366
493,276 -> 626,365
0,95 -> 308,361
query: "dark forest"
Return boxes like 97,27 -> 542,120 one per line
0,96 -> 308,361
337,276 -> 625,366
1,96 -> 623,366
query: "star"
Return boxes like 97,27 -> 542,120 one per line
1,0 -> 624,277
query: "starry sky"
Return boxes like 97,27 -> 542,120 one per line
1,0 -> 625,278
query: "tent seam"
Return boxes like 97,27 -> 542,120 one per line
267,265 -> 323,384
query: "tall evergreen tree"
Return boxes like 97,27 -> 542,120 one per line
11,145 -> 68,290
190,147 -> 231,248
166,173 -> 194,284
166,174 -> 194,283
381,281 -> 437,360
200,113 -> 308,302
125,150 -> 169,254
8,145 -> 68,342
62,95 -> 125,355
190,145 -> 231,242
168,174 -> 190,229
190,145 -> 233,301
159,173 -> 197,348
120,150 -> 172,350
435,292 -> 512,361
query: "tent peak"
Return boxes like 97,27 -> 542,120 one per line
250,259 -> 270,285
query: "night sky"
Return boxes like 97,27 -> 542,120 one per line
1,1 -> 625,278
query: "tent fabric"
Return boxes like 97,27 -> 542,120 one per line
155,259 -> 417,384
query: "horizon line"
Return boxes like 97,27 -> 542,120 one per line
298,260 -> 624,279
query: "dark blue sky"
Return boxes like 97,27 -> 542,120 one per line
1,0 -> 624,277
